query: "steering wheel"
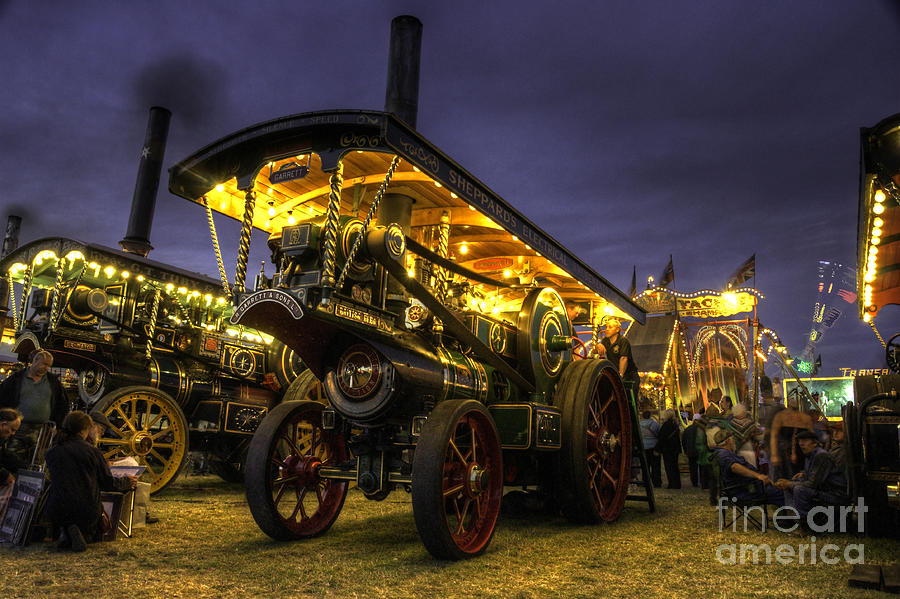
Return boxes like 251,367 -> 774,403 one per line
572,336 -> 588,360
887,332 -> 900,373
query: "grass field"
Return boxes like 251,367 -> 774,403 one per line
1,475 -> 898,599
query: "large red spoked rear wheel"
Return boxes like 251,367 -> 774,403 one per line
412,400 -> 503,560
556,359 -> 632,523
245,401 -> 348,540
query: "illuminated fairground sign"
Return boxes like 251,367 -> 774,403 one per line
635,287 -> 761,317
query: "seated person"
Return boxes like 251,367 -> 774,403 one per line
1,408 -> 25,490
44,411 -> 136,552
714,429 -> 783,506
775,430 -> 848,521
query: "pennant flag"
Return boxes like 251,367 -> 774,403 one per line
628,265 -> 636,297
726,254 -> 755,288
659,255 -> 674,288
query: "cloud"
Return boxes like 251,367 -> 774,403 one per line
132,51 -> 228,131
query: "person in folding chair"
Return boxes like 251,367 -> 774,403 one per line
775,430 -> 848,524
714,429 -> 784,507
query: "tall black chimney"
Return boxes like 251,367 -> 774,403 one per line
119,106 -> 171,257
2,214 -> 21,259
384,16 -> 422,128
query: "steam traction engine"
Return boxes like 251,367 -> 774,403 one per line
0,238 -> 312,492
168,107 -> 646,558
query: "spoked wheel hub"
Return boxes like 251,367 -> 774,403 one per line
129,431 -> 154,456
281,454 -> 323,488
466,464 -> 488,497
593,430 -> 619,457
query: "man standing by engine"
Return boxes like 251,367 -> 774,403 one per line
600,318 -> 640,397
0,350 -> 69,464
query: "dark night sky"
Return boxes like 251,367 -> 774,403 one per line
2,1 -> 899,377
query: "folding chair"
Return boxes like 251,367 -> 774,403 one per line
712,460 -> 769,531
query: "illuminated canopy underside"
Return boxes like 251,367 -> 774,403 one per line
168,110 -> 645,324
858,114 -> 900,321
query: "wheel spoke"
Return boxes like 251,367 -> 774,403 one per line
591,479 -> 605,510
114,406 -> 137,432
146,411 -> 164,431
290,487 -> 305,521
455,498 -> 473,535
448,437 -> 467,465
273,481 -> 288,507
470,425 -> 478,463
106,423 -> 128,438
99,438 -> 128,446
151,426 -> 173,440
602,467 -> 618,487
149,448 -> 170,464
443,483 -> 464,498
273,474 -> 301,486
282,431 -> 302,457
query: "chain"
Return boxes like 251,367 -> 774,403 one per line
336,156 -> 400,290
47,257 -> 66,332
146,286 -> 161,360
18,264 -> 33,326
869,319 -> 887,349
233,190 -> 257,295
434,210 -> 450,302
203,195 -> 231,298
8,274 -> 18,331
320,162 -> 344,300
880,177 -> 900,205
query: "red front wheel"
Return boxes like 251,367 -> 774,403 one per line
412,400 -> 503,559
245,401 -> 348,540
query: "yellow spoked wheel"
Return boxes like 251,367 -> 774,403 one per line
94,386 -> 189,494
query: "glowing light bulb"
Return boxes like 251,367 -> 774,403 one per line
268,205 -> 276,217
875,189 -> 886,203
874,217 -> 884,227
503,270 -> 511,278
459,243 -> 468,255
287,211 -> 296,225
872,227 -> 882,237
104,266 -> 115,278
874,203 -> 885,214
215,184 -> 225,192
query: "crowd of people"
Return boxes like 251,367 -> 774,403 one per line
0,350 -> 137,551
637,374 -> 851,532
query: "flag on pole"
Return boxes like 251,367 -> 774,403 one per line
726,254 -> 755,289
659,255 -> 674,288
628,265 -> 636,297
